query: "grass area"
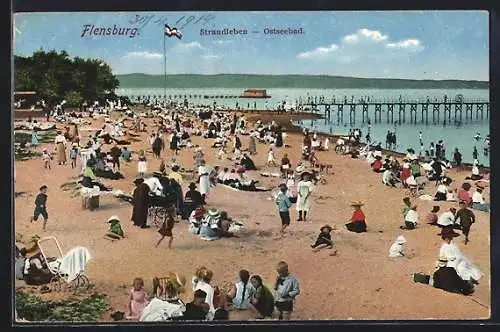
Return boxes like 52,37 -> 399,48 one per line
15,289 -> 109,322
14,131 -> 57,144
15,151 -> 42,162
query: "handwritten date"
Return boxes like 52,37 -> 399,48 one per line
129,14 -> 215,30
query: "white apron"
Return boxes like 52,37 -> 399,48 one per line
296,180 -> 313,212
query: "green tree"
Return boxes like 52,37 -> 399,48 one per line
64,91 -> 84,107
14,49 -> 120,106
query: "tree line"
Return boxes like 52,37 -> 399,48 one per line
14,49 -> 120,107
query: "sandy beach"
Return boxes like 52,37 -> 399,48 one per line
14,109 -> 490,321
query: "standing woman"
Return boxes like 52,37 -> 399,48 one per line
31,130 -> 40,149
296,172 -> 314,222
54,130 -> 67,165
248,133 -> 257,155
197,160 -> 211,203
131,177 -> 150,229
170,131 -> 179,155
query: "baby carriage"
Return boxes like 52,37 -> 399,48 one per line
37,236 -> 91,292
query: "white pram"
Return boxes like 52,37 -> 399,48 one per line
37,236 -> 91,292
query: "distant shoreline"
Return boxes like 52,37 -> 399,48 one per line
116,74 -> 488,89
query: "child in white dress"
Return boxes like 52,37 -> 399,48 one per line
267,147 -> 277,167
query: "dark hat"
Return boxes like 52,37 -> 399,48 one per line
320,224 -> 333,232
152,171 -> 163,177
171,164 -> 180,171
300,171 -> 312,179
133,177 -> 144,185
279,183 -> 288,189
431,206 -> 440,213
189,182 -> 197,189
437,226 -> 460,238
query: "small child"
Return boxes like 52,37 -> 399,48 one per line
275,184 -> 292,233
105,216 -> 125,240
311,225 -> 333,250
127,277 -> 149,320
70,144 -> 78,169
388,235 -> 406,258
137,152 -> 148,177
267,147 -> 277,167
30,185 -> 48,231
41,148 -> 52,169
156,205 -> 176,248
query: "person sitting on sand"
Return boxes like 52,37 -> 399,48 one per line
437,207 -> 458,228
345,201 -> 367,233
382,168 -> 398,187
471,186 -> 489,212
446,188 -> 457,202
183,289 -> 209,320
227,269 -> 255,310
432,256 -> 474,295
402,197 -> 412,217
371,155 -> 385,173
401,205 -> 419,230
240,153 -> 257,170
438,226 -> 482,287
311,225 -> 333,250
434,182 -> 448,201
192,266 -> 216,320
184,182 -> 204,211
217,167 -> 229,184
426,206 -> 440,225
248,275 -> 275,319
465,161 -> 483,181
388,235 -> 407,258
127,277 -> 149,320
188,207 -> 205,235
105,215 -> 125,240
457,183 -> 472,206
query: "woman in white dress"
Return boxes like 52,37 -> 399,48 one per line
192,266 -> 216,320
296,172 -> 314,222
438,227 -> 482,283
198,160 -> 211,200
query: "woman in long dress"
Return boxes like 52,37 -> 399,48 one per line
296,172 -> 314,221
438,227 -> 482,283
198,160 -> 211,202
131,178 -> 150,228
54,131 -> 67,165
248,134 -> 257,155
31,130 -> 40,148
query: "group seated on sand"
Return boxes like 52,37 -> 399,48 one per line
123,262 -> 300,321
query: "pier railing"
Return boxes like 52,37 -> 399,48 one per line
298,100 -> 490,125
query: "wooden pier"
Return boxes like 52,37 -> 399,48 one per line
300,100 -> 490,125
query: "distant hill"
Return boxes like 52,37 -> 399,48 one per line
115,73 -> 488,89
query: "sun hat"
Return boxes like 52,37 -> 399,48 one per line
350,200 -> 364,207
207,208 -> 221,218
437,226 -> 460,238
320,224 -> 333,232
167,272 -> 187,294
395,235 -> 407,244
438,255 -> 449,267
108,215 -> 120,223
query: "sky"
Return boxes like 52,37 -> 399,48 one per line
13,11 -> 489,80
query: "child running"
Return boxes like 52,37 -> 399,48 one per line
30,185 -> 49,231
156,205 -> 176,248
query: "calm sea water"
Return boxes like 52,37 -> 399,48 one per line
116,88 -> 490,166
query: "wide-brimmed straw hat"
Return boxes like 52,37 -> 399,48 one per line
167,272 -> 187,293
395,235 -> 407,244
437,226 -> 460,238
438,255 -> 449,267
350,200 -> 364,207
207,208 -> 221,219
108,215 -> 120,223
320,224 -> 333,232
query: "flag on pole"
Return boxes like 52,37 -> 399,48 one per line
164,24 -> 182,39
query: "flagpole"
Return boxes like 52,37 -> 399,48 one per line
163,31 -> 167,102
